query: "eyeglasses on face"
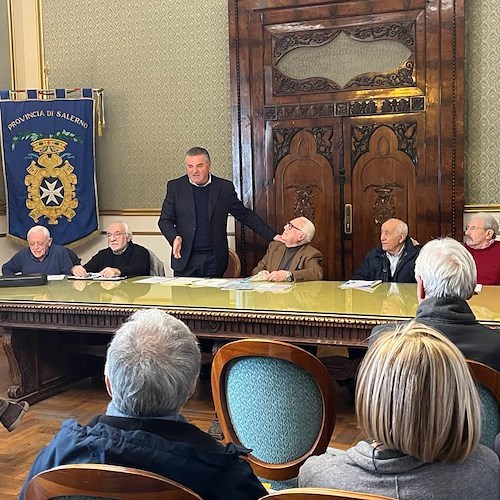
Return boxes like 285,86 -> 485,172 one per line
106,232 -> 127,239
285,221 -> 303,232
465,225 -> 486,231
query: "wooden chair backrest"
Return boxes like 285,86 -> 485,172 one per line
24,463 -> 202,500
467,359 -> 500,403
223,248 -> 241,278
261,487 -> 397,499
211,338 -> 336,480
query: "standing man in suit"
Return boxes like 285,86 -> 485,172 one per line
159,147 -> 280,277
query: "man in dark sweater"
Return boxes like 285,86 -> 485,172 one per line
21,309 -> 266,500
2,225 -> 74,276
372,237 -> 500,371
72,221 -> 150,278
158,147 -> 281,277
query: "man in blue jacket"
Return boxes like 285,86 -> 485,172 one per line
352,218 -> 420,283
21,309 -> 266,500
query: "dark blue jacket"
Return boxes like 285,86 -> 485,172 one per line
21,415 -> 267,500
352,237 -> 420,283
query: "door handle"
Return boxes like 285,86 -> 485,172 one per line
344,204 -> 352,234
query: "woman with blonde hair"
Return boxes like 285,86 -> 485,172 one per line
299,322 -> 499,499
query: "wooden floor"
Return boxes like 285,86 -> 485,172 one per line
0,346 -> 364,499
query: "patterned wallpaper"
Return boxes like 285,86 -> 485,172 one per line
41,0 -> 231,210
464,0 -> 500,205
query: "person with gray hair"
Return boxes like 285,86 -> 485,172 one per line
2,225 -> 74,275
372,237 -> 500,371
72,221 -> 150,278
252,216 -> 324,282
464,212 -> 500,285
352,218 -> 420,282
20,309 -> 267,500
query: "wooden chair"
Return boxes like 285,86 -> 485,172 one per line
467,359 -> 500,448
260,487 -> 396,499
223,248 -> 241,277
24,463 -> 202,500
211,339 -> 336,487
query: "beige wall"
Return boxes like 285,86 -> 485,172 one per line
464,0 -> 500,204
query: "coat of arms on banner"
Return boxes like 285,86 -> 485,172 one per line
0,93 -> 100,246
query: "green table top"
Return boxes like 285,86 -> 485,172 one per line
0,278 -> 498,324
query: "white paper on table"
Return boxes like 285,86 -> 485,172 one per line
135,277 -> 174,284
47,274 -> 66,281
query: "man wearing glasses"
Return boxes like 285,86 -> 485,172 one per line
464,212 -> 500,285
251,216 -> 323,282
72,221 -> 150,278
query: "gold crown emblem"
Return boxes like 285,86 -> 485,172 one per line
30,138 -> 68,154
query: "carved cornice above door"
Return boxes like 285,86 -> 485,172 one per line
264,96 -> 425,120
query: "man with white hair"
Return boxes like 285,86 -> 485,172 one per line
2,225 -> 73,275
372,237 -> 500,371
252,216 -> 323,282
72,221 -> 150,278
21,309 -> 267,500
464,212 -> 500,285
352,218 -> 420,282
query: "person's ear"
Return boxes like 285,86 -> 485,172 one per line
104,374 -> 113,397
48,238 -> 53,247
416,276 -> 426,303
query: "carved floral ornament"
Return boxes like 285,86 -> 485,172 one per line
272,22 -> 416,94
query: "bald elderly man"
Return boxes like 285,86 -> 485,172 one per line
2,225 -> 73,276
464,212 -> 500,285
352,218 -> 420,283
252,216 -> 323,282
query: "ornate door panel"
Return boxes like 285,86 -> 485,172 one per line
343,115 -> 425,274
230,0 -> 464,279
271,123 -> 340,280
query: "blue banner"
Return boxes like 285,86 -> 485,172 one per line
0,97 -> 98,245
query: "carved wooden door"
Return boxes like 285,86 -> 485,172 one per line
230,0 -> 464,280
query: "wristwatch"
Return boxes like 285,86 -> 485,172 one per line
285,271 -> 294,282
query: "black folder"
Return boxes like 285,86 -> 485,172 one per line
0,274 -> 47,287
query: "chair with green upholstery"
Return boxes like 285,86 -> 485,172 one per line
211,339 -> 336,490
467,359 -> 500,448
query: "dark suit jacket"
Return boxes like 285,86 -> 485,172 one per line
352,236 -> 420,283
158,175 -> 276,276
252,241 -> 324,282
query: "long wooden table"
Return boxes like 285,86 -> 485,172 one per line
1,278 -> 499,403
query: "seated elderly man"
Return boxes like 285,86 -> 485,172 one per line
2,225 -> 73,275
372,237 -> 500,371
353,218 -> 420,282
20,309 -> 267,500
464,212 -> 500,285
252,216 -> 323,282
72,221 -> 150,278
